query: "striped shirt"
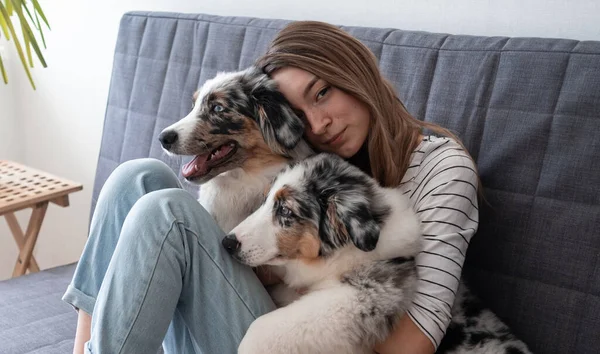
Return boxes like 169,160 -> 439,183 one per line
398,135 -> 479,349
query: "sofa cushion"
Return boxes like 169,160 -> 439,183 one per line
0,263 -> 77,354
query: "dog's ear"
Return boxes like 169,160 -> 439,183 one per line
244,67 -> 305,155
317,188 -> 382,253
311,154 -> 388,253
324,194 -> 381,252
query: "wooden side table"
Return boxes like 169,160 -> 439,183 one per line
0,160 -> 82,277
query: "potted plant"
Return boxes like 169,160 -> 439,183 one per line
0,0 -> 50,89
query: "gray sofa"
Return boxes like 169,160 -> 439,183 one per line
1,11 -> 599,354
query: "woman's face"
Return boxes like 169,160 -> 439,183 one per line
272,67 -> 371,158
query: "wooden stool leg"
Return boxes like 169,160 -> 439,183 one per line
12,202 -> 48,277
5,212 -> 41,273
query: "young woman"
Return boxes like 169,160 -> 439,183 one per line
65,20 -> 479,354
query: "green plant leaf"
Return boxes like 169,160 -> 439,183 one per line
22,0 -> 37,30
34,8 -> 45,48
10,0 -> 46,67
0,54 -> 8,84
6,0 -> 13,16
1,0 -> 50,88
0,7 -> 10,39
30,0 -> 48,30
0,1 -> 36,89
18,1 -> 35,67
24,24 -> 45,67
22,22 -> 33,67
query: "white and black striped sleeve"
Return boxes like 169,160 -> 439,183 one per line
404,141 -> 480,349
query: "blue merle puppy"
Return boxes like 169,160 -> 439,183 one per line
222,152 -> 532,354
225,153 -> 423,354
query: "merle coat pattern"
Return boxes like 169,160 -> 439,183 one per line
159,67 -> 313,233
226,153 -> 423,353
225,153 -> 532,354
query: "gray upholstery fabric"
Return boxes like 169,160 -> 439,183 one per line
1,10 -> 599,353
0,263 -> 76,353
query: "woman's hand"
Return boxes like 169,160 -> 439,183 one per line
374,315 -> 435,354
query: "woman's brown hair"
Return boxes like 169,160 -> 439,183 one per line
257,21 -> 479,189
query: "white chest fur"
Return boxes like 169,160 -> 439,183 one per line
198,164 -> 286,234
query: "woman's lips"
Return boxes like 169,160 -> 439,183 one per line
325,128 -> 346,146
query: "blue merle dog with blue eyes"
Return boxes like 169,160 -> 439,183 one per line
159,66 -> 313,233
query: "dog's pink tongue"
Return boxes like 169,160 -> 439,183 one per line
182,153 -> 210,178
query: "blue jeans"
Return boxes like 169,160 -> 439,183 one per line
62,158 -> 276,353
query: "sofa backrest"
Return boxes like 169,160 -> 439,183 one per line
94,11 -> 600,353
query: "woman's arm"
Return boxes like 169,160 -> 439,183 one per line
378,139 -> 480,352
374,315 -> 435,354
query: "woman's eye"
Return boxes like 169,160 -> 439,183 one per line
213,105 -> 224,112
316,86 -> 330,101
280,206 -> 292,217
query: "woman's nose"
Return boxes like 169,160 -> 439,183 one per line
306,111 -> 331,135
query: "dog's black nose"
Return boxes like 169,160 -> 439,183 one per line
222,234 -> 241,254
159,130 -> 178,149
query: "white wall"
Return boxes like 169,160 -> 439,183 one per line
0,44 -> 21,161
1,43 -> 21,278
0,0 -> 598,280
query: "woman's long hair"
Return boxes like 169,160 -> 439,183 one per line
257,21 -> 479,189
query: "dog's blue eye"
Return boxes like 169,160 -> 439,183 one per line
213,105 -> 224,113
280,206 -> 292,217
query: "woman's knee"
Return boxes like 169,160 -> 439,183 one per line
100,159 -> 181,199
134,188 -> 204,215
113,158 -> 178,185
126,189 -> 220,243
